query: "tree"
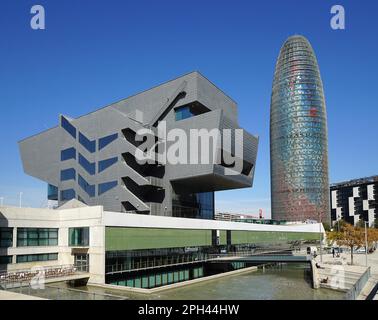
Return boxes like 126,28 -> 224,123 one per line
322,222 -> 331,232
356,219 -> 365,228
327,222 -> 364,265
367,228 -> 378,251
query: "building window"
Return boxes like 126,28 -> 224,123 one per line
98,180 -> 118,195
78,153 -> 96,175
60,116 -> 76,139
48,184 -> 58,200
0,256 -> 12,265
17,228 -> 58,247
98,157 -> 118,173
61,189 -> 75,201
16,253 -> 58,263
79,132 -> 96,153
172,192 -> 214,219
60,168 -> 76,181
61,147 -> 76,161
175,106 -> 193,121
78,175 -> 95,197
99,133 -> 118,150
0,227 -> 13,248
69,227 -> 89,246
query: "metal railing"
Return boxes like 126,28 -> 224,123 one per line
106,254 -> 209,274
0,264 -> 89,289
346,267 -> 371,300
105,249 -> 298,274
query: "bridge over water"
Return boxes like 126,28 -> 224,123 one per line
210,254 -> 312,263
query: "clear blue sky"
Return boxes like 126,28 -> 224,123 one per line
0,0 -> 377,217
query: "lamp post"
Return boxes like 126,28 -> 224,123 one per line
19,192 -> 23,208
319,212 -> 323,263
365,221 -> 368,267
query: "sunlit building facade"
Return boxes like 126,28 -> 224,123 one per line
270,35 -> 330,223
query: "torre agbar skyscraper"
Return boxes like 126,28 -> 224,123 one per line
270,35 -> 330,223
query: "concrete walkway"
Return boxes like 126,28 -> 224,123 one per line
315,250 -> 378,300
0,290 -> 46,300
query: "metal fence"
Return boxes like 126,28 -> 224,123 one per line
346,267 -> 371,300
0,264 -> 88,289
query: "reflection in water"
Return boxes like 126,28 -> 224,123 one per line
11,263 -> 345,300
149,263 -> 345,300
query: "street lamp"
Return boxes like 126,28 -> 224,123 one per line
19,192 -> 23,208
364,221 -> 368,267
319,212 -> 323,263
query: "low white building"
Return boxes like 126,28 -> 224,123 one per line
0,201 -> 324,288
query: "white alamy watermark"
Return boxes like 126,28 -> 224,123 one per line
330,5 -> 345,30
133,121 -> 244,176
328,265 -> 346,290
30,5 -> 45,30
30,265 -> 46,289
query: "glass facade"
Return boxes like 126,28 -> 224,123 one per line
99,133 -> 118,150
172,191 -> 214,219
60,116 -> 76,138
17,228 -> 58,247
98,180 -> 118,195
60,189 -> 75,201
78,175 -> 95,197
175,105 -> 194,121
47,184 -> 58,200
0,227 -> 13,247
0,256 -> 12,264
98,157 -> 118,173
69,227 -> 89,246
61,147 -> 76,161
16,253 -> 58,263
79,132 -> 96,153
270,35 -> 330,222
60,168 -> 76,181
78,153 -> 96,175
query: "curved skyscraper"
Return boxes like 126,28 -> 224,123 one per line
270,35 -> 330,223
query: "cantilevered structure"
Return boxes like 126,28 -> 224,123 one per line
19,72 -> 258,219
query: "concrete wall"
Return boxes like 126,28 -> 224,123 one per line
0,206 -> 105,284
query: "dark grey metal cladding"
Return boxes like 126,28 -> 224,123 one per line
18,71 -> 259,215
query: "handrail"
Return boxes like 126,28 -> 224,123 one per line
0,264 -> 89,286
346,267 -> 371,300
105,249 -> 299,274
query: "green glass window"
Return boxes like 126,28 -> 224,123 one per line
155,274 -> 162,286
69,227 -> 89,246
16,253 -> 58,263
0,227 -> 13,248
162,273 -> 168,285
17,228 -> 58,247
142,276 -> 149,288
174,271 -> 179,282
134,278 -> 141,288
149,275 -> 155,287
126,279 -> 134,287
